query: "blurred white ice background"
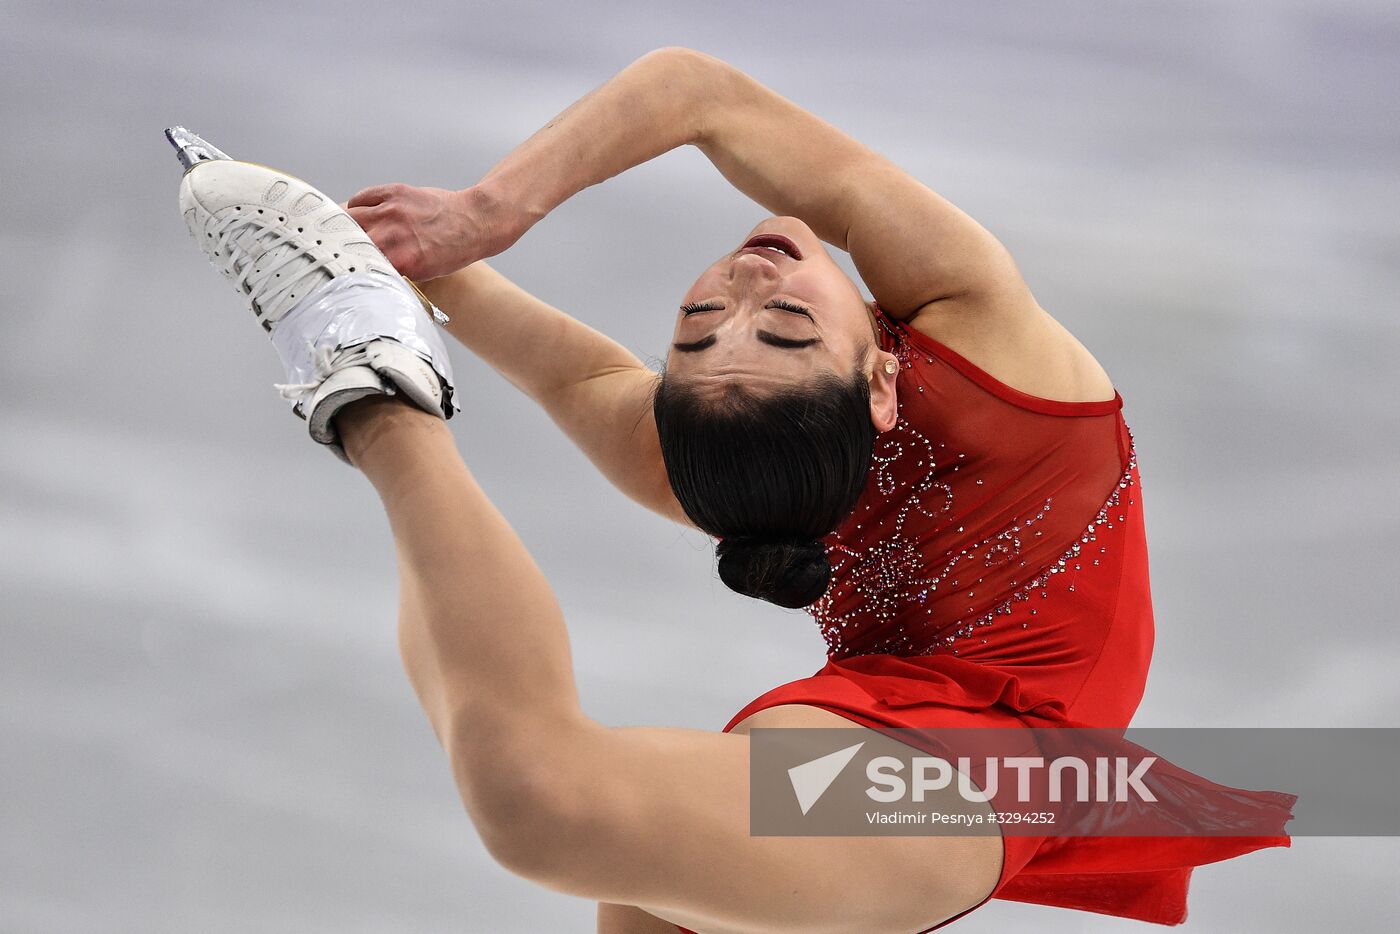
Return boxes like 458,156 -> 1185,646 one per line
1,1 -> 1396,930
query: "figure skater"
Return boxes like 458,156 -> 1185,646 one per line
168,47 -> 1289,933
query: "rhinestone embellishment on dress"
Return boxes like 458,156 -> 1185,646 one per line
924,437 -> 1137,654
806,327 -> 1138,658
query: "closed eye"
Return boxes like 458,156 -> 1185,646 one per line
756,332 -> 819,349
673,298 -> 819,352
678,299 -> 814,317
671,332 -> 818,352
768,298 -> 813,318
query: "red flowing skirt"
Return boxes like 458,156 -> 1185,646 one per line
690,653 -> 1294,931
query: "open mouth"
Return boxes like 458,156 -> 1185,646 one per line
737,234 -> 803,260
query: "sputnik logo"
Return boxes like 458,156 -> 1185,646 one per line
787,742 -> 866,815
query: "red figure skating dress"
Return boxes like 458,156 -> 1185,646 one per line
681,307 -> 1292,932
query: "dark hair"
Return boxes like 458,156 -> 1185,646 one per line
653,356 -> 876,609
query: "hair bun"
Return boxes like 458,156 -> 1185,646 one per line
715,536 -> 832,609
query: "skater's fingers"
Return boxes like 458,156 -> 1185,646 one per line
344,207 -> 420,273
349,207 -> 401,253
346,185 -> 390,208
379,242 -> 423,279
347,203 -> 388,227
347,183 -> 405,209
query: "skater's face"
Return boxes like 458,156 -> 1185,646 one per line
666,217 -> 884,397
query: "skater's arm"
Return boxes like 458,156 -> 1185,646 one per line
417,264 -> 689,527
474,46 -> 1029,318
351,47 -> 1026,317
486,47 -> 1108,402
351,48 -> 1110,401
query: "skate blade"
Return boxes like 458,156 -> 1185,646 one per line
165,126 -> 232,172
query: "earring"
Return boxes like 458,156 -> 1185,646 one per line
884,359 -> 898,375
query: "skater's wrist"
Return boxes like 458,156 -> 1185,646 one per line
456,182 -> 533,262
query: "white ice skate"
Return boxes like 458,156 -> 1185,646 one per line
166,126 -> 457,461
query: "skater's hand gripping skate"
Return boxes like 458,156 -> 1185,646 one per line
346,183 -> 517,281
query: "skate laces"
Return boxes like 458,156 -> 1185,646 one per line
273,342 -> 374,403
206,211 -> 328,321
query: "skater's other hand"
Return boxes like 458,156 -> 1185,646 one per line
346,183 -> 514,281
